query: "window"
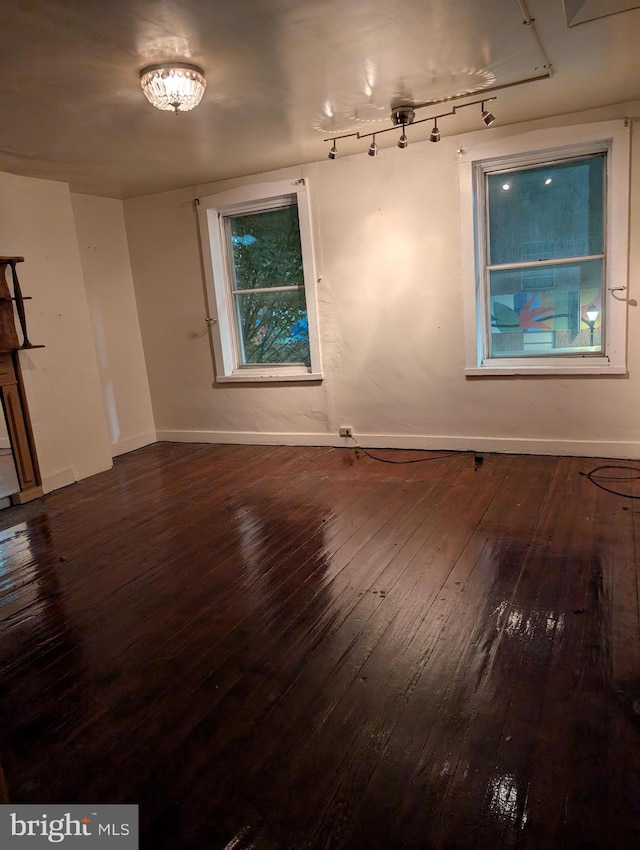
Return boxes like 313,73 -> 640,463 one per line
199,178 -> 322,382
459,121 -> 630,375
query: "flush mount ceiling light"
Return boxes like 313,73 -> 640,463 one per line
140,62 -> 206,113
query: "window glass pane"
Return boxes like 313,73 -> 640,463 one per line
229,206 -> 303,290
487,155 -> 604,265
235,289 -> 310,365
488,259 -> 603,358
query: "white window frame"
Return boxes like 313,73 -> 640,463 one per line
198,177 -> 322,382
459,120 -> 630,376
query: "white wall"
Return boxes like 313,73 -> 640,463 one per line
0,172 -> 113,491
124,102 -> 640,459
71,194 -> 156,457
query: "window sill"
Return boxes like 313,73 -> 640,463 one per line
216,371 -> 324,384
465,360 -> 626,377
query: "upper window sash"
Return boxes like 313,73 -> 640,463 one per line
459,120 -> 630,376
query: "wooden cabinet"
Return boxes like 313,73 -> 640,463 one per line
0,257 -> 43,504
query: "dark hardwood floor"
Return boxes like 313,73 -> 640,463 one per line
0,442 -> 638,848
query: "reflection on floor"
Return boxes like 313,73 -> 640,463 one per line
0,448 -> 18,499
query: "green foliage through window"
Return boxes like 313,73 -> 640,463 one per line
228,205 -> 310,365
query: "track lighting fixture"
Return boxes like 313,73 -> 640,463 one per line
324,96 -> 497,159
481,101 -> 496,126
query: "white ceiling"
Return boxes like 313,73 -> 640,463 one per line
2,0 -> 640,199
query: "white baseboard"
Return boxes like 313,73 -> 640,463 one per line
157,429 -> 337,447
111,430 -> 157,458
0,437 -> 10,450
155,429 -> 640,460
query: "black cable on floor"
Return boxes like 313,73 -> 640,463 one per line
348,435 -> 458,465
579,464 -> 640,498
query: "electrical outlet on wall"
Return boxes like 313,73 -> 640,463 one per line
339,426 -> 353,438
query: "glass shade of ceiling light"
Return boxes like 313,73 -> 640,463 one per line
328,141 -> 338,160
429,121 -> 441,143
140,63 -> 206,112
397,125 -> 409,149
368,136 -> 378,157
481,101 -> 495,126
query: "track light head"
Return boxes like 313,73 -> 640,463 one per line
481,102 -> 496,126
397,125 -> 409,149
328,141 -> 337,160
368,136 -> 378,157
429,122 -> 440,143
